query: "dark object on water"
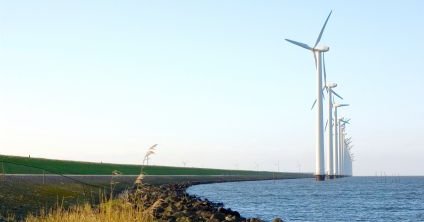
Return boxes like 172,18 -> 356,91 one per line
315,175 -> 325,181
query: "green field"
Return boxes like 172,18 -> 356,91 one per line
0,154 -> 307,177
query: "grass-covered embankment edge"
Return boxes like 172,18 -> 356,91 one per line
0,154 -> 312,221
0,154 -> 312,178
1,174 -> 312,221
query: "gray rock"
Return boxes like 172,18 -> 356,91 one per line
210,212 -> 226,221
176,216 -> 192,222
231,210 -> 241,218
272,218 -> 284,222
172,212 -> 186,218
197,211 -> 212,219
218,207 -> 227,213
167,216 -> 176,222
225,215 -> 236,221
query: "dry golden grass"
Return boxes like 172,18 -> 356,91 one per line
25,195 -> 153,222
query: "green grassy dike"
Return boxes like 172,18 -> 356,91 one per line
0,154 -> 311,220
0,154 -> 308,177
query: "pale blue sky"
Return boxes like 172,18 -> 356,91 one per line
1,1 -> 423,175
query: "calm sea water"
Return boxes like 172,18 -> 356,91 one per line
187,177 -> 424,222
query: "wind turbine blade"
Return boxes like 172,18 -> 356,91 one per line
341,120 -> 350,124
313,52 -> 317,68
323,53 -> 327,92
345,141 -> 352,145
332,90 -> 343,100
285,39 -> 313,50
342,118 -> 350,123
311,99 -> 317,110
311,87 -> 326,110
314,11 -> 333,48
325,119 -> 328,131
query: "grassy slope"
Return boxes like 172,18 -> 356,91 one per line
0,154 -> 311,220
0,155 -> 308,177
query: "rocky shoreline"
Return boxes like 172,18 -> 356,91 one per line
131,182 -> 283,222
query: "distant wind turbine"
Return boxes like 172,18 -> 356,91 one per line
339,118 -> 350,176
286,11 -> 333,181
344,139 -> 353,176
344,145 -> 353,176
333,104 -> 349,177
325,82 -> 343,179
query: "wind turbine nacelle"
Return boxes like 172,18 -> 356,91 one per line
326,83 -> 337,88
314,44 -> 330,52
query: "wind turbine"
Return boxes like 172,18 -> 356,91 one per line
286,11 -> 332,181
344,139 -> 353,176
333,104 -> 348,177
325,83 -> 343,179
339,118 -> 350,176
343,132 -> 353,176
348,148 -> 355,176
344,146 -> 352,176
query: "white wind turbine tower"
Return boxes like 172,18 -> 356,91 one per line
324,83 -> 343,179
333,104 -> 349,177
341,129 -> 346,176
286,11 -> 332,181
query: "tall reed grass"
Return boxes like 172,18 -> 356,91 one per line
25,191 -> 153,222
20,167 -> 155,222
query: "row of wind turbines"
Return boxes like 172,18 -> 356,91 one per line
285,11 -> 354,181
